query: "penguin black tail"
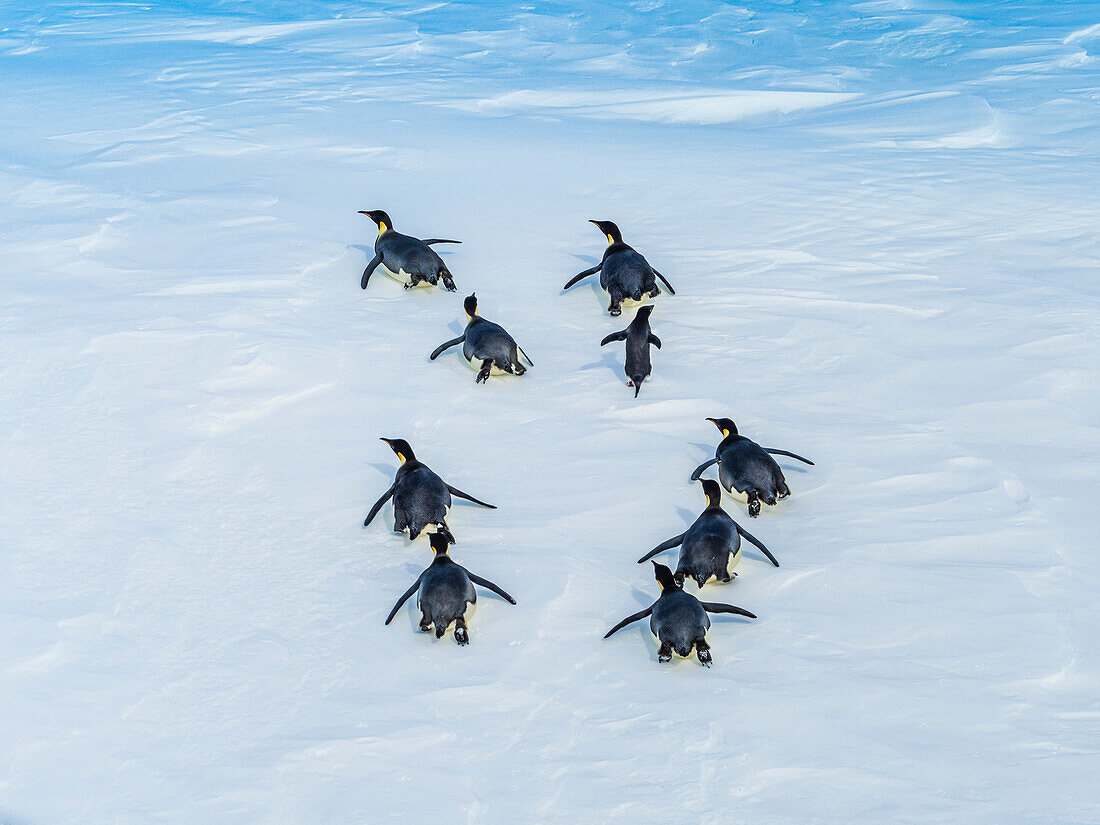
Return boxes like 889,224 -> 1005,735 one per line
632,375 -> 645,397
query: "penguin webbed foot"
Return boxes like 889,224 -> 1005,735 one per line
696,642 -> 712,667
454,618 -> 469,646
747,494 -> 761,518
419,616 -> 432,632
476,361 -> 493,384
657,643 -> 673,663
609,305 -> 622,316
440,271 -> 457,292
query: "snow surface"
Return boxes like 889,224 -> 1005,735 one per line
2,2 -> 1099,823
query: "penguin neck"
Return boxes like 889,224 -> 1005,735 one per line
718,433 -> 742,449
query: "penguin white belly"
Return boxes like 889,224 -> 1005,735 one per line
619,295 -> 650,308
465,353 -> 510,375
726,547 -> 742,577
724,487 -> 750,503
381,263 -> 430,287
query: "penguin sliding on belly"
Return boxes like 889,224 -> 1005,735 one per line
601,304 -> 660,397
604,562 -> 756,666
563,220 -> 675,316
363,438 -> 496,541
636,480 -> 779,588
358,210 -> 460,291
385,532 -> 516,645
691,418 -> 814,518
430,294 -> 533,383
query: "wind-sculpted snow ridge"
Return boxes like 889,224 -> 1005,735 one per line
1,1 -> 1099,823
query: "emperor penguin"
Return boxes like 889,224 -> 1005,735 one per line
563,220 -> 676,316
429,294 -> 533,383
690,418 -> 814,518
363,438 -> 496,541
603,562 -> 756,666
384,532 -> 516,645
637,479 -> 779,588
358,209 -> 460,291
600,304 -> 661,397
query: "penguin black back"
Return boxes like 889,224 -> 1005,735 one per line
601,304 -> 661,396
691,418 -> 814,518
358,209 -> 459,291
563,220 -> 676,316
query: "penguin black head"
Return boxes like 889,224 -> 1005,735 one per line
700,479 -> 722,508
358,210 -> 393,234
706,417 -> 738,438
463,293 -> 479,320
380,437 -> 415,464
652,560 -> 681,592
589,220 -> 623,245
428,532 -> 451,556
636,304 -> 655,320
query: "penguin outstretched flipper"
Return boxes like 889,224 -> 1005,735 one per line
466,572 -> 517,604
699,602 -> 757,619
764,448 -> 815,466
690,458 -> 719,481
564,263 -> 602,290
600,330 -> 628,346
637,532 -> 686,563
385,576 -> 423,624
603,606 -> 654,638
421,238 -> 462,245
517,346 -> 535,367
364,484 -> 395,527
445,484 -> 496,509
361,253 -> 383,289
736,524 -> 779,567
430,335 -> 465,360
648,333 -> 662,349
653,270 -> 676,295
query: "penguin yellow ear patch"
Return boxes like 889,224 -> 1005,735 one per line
606,234 -> 615,245
396,452 -> 405,463
722,429 -> 730,437
378,221 -> 388,235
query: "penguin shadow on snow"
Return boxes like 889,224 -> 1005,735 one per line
579,349 -> 622,380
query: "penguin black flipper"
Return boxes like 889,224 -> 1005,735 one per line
517,345 -> 535,367
736,524 -> 779,567
690,458 -> 719,481
765,448 -> 815,466
361,253 -> 383,289
700,602 -> 757,619
653,270 -> 676,295
421,238 -> 462,245
604,605 -> 654,638
430,335 -> 466,360
648,333 -> 662,349
466,571 -> 517,604
600,330 -> 628,346
364,483 -> 396,527
564,263 -> 602,290
637,532 -> 686,563
385,576 -> 423,625
445,484 -> 497,509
